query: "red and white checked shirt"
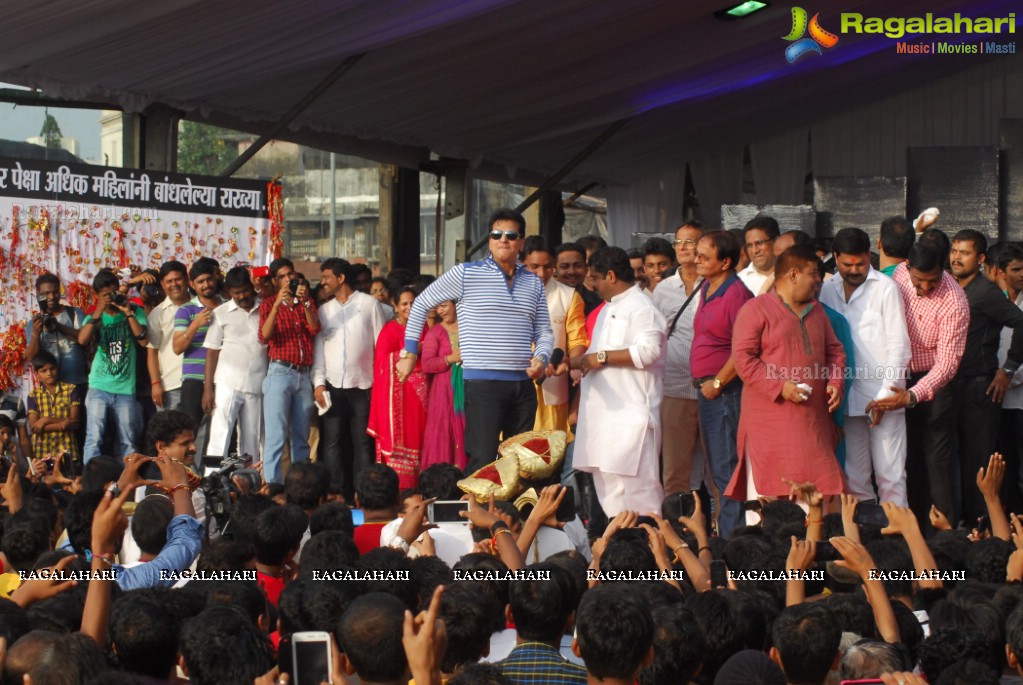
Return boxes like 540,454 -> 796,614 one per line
893,263 -> 969,403
258,297 -> 319,366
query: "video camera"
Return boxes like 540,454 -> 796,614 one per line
199,453 -> 262,534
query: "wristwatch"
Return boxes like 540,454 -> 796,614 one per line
596,351 -> 608,365
399,349 -> 416,360
712,378 -> 722,389
906,390 -> 918,409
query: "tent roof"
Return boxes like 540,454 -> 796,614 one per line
0,0 -> 1012,187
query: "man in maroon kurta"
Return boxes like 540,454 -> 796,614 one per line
726,245 -> 846,501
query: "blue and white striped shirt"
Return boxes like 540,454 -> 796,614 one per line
404,257 -> 554,381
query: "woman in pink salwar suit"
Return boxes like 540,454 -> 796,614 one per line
420,300 -> 466,470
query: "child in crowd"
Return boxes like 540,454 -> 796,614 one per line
26,351 -> 82,462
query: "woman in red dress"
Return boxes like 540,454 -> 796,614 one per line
367,287 -> 427,488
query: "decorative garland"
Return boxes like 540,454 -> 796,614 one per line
0,326 -> 26,392
267,177 -> 284,259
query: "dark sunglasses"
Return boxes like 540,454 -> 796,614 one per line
489,230 -> 521,241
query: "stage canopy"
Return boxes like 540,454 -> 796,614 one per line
1,0 -> 1020,237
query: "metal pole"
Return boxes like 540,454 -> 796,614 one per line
329,152 -> 337,256
465,116 -> 632,259
219,53 -> 366,177
435,174 -> 443,274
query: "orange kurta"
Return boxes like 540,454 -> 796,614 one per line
725,293 -> 846,499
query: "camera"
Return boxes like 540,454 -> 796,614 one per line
38,296 -> 57,332
288,279 -> 299,296
199,452 -> 256,535
112,292 -> 129,308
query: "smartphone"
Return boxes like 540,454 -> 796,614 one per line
555,486 -> 576,522
429,500 -> 470,524
743,499 -> 762,512
351,509 -> 365,526
636,515 -> 658,528
291,631 -> 333,685
977,515 -> 992,534
814,540 -> 840,562
710,560 -> 728,589
288,279 -> 299,296
252,265 -> 270,279
676,492 -> 696,518
853,502 -> 889,528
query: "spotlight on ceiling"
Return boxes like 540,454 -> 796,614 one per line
714,1 -> 769,20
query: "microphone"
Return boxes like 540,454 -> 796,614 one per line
537,348 -> 566,387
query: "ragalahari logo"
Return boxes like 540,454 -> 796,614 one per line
783,7 -> 839,62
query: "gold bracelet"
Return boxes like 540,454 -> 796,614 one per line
492,528 -> 515,547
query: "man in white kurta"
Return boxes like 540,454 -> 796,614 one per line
203,268 -> 269,461
571,247 -> 666,516
819,228 -> 912,505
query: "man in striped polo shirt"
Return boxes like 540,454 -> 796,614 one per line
397,208 -> 554,473
172,259 -> 224,431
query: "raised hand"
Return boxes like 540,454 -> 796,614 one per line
977,452 -> 1006,501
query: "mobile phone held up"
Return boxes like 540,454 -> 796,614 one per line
428,500 -> 470,525
710,560 -> 728,589
853,502 -> 889,528
291,631 -> 333,685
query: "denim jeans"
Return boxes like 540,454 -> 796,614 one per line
262,362 -> 314,484
697,381 -> 743,538
83,389 -> 141,463
160,388 -> 182,412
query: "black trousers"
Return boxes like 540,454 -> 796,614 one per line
955,375 -> 1001,523
320,385 -> 374,498
906,377 -> 958,526
180,379 -> 205,427
463,379 -> 538,474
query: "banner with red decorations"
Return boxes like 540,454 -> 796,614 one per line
0,157 -> 275,391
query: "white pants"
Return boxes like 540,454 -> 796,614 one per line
843,412 -> 908,506
206,385 -> 264,459
591,434 -> 664,517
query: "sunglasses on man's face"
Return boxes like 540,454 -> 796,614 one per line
489,230 -> 521,241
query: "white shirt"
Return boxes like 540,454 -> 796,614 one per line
652,270 -> 702,399
574,285 -> 666,476
1000,292 -> 1023,410
312,291 -> 387,390
204,299 -> 268,394
147,297 -> 185,390
738,263 -> 771,295
819,267 -> 912,416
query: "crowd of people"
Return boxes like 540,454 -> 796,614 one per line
2,206 -> 1023,685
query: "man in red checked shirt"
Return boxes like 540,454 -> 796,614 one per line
868,240 -> 969,526
258,258 -> 320,484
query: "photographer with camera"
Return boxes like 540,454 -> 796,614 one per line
26,273 -> 89,390
78,269 -> 149,463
